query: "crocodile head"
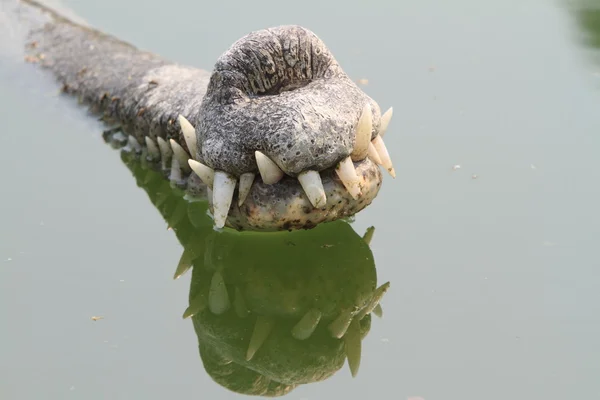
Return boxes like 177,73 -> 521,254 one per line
183,26 -> 395,231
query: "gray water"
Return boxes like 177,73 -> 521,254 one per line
1,0 -> 599,399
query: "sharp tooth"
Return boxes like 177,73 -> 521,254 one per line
372,135 -> 396,178
328,308 -> 355,339
373,303 -> 383,318
212,171 -> 236,229
169,139 -> 191,173
127,135 -> 142,152
234,287 -> 250,318
344,318 -> 362,377
188,160 -> 215,189
362,226 -> 375,245
255,151 -> 284,184
145,137 -> 160,160
238,173 -> 255,206
169,158 -> 182,183
182,291 -> 207,319
356,282 -> 390,320
298,170 -> 327,208
177,114 -> 197,159
335,157 -> 361,200
208,270 -> 230,315
291,308 -> 322,340
156,137 -> 172,169
379,107 -> 393,137
350,103 -> 373,161
246,316 -> 275,361
368,141 -> 382,165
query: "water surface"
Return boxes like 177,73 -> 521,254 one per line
1,0 -> 599,399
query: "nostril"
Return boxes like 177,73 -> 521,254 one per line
209,25 -> 340,98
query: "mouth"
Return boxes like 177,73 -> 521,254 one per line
180,104 -> 395,231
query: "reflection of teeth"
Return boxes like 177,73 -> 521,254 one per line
344,318 -> 362,378
209,271 -> 230,315
234,287 -> 250,318
255,151 -> 284,184
298,170 -> 327,208
128,135 -> 142,152
356,282 -> 390,320
372,136 -> 396,178
173,248 -> 193,280
362,226 -> 375,245
177,114 -> 197,159
328,308 -> 355,339
169,158 -> 182,183
368,142 -> 382,165
335,157 -> 361,200
291,308 -> 322,340
379,107 -> 393,137
373,303 -> 383,318
183,291 -> 207,319
169,139 -> 191,173
246,316 -> 275,361
157,137 -> 172,168
238,173 -> 255,206
212,171 -> 236,229
145,137 -> 160,160
188,160 -> 215,189
350,103 -> 373,161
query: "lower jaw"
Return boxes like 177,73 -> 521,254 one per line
205,158 -> 382,232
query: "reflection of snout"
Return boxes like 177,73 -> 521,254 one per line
182,221 -> 390,395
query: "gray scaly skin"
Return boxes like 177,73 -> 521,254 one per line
16,0 -> 396,231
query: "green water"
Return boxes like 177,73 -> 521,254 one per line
1,0 -> 599,399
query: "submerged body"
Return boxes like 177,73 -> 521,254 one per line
13,0 -> 396,231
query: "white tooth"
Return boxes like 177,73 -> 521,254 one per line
182,291 -> 207,319
356,282 -> 390,320
362,226 -> 375,245
291,308 -> 322,340
188,159 -> 215,189
368,141 -> 382,165
127,135 -> 142,152
379,107 -> 393,137
373,303 -> 383,318
157,137 -> 172,168
255,151 -> 284,184
344,318 -> 362,377
246,316 -> 275,361
328,308 -> 355,339
209,270 -> 230,315
350,103 -> 373,161
169,158 -> 182,183
335,157 -> 361,200
212,171 -> 236,229
234,287 -> 250,318
177,114 -> 197,159
145,137 -> 160,160
372,135 -> 396,178
238,173 -> 255,206
298,170 -> 327,208
169,139 -> 191,173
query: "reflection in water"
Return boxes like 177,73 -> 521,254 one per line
119,148 -> 390,397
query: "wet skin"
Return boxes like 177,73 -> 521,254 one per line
15,0 -> 396,231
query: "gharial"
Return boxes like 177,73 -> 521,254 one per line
13,0 -> 397,231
